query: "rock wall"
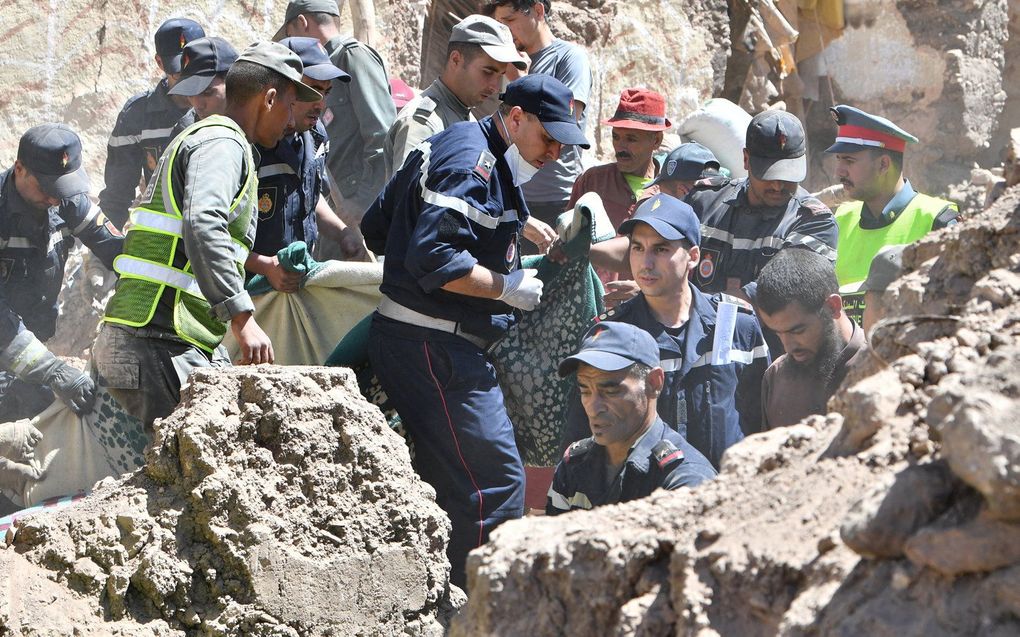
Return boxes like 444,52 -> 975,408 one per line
0,366 -> 460,635
452,187 -> 1020,635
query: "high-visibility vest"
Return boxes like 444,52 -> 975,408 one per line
104,115 -> 257,353
835,192 -> 954,322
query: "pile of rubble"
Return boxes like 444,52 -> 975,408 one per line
0,366 -> 460,636
452,187 -> 1020,635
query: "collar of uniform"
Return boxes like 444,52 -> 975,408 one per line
860,179 -> 917,229
0,167 -> 56,241
727,178 -> 788,219
629,284 -> 715,361
147,77 -> 183,115
625,418 -> 668,473
322,34 -> 354,57
481,115 -> 510,159
425,79 -> 472,121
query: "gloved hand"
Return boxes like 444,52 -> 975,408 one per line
497,268 -> 544,311
0,457 -> 47,492
0,421 -> 43,462
44,361 -> 97,415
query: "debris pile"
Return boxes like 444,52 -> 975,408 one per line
451,187 -> 1020,636
0,366 -> 460,636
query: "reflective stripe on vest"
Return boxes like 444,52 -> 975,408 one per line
105,115 -> 257,352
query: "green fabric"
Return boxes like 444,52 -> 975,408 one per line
246,241 -> 327,296
623,173 -> 646,199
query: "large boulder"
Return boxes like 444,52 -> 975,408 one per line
0,366 -> 459,636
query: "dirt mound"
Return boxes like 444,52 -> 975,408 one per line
451,188 -> 1020,635
0,366 -> 460,636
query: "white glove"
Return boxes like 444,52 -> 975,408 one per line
498,268 -> 544,311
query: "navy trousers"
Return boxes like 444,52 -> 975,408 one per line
368,315 -> 524,588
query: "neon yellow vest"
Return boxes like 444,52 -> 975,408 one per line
835,192 -> 954,322
104,116 -> 257,353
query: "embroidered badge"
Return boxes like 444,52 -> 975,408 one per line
505,232 -> 518,265
258,189 -> 277,220
666,159 -> 677,176
61,152 -> 69,168
321,108 -> 334,126
699,251 -> 715,280
473,151 -> 495,182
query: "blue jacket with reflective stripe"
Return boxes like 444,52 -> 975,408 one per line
252,122 -> 326,257
563,285 -> 770,468
361,117 -> 527,341
0,167 -> 122,350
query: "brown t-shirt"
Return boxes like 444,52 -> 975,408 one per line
761,322 -> 869,429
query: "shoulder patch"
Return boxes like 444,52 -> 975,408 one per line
798,195 -> 832,216
412,96 -> 438,124
472,150 -> 496,182
691,175 -> 731,192
714,292 -> 754,313
651,439 -> 684,470
563,438 -> 596,464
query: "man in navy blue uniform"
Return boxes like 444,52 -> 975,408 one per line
561,194 -> 770,468
361,75 -> 589,587
99,18 -> 205,228
248,37 -> 358,290
0,124 -> 123,419
166,36 -> 239,140
548,321 -> 716,515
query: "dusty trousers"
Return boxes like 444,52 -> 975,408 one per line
367,314 -> 525,588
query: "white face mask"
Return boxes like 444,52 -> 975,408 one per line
498,111 -> 541,187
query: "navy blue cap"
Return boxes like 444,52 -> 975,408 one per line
645,142 -> 720,187
17,123 -> 90,199
500,75 -> 590,148
168,37 -> 239,97
559,322 -> 660,376
746,110 -> 807,182
618,193 -> 701,246
825,105 -> 918,154
154,18 -> 205,74
280,37 -> 350,83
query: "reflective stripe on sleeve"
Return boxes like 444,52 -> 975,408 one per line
416,140 -> 520,230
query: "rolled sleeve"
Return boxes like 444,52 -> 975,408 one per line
177,136 -> 251,320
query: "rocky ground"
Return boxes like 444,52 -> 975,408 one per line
0,367 -> 461,636
451,187 -> 1020,636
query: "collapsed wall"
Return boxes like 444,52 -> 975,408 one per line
0,366 -> 459,636
451,187 -> 1020,635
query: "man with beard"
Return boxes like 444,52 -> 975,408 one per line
251,37 -> 365,277
755,248 -> 868,429
826,105 -> 958,324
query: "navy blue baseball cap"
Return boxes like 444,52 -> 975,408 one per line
501,75 -> 590,148
17,123 -> 90,199
558,322 -> 660,376
154,18 -> 206,74
618,193 -> 701,246
746,110 -> 807,182
169,37 -> 238,97
280,37 -> 350,82
825,104 -> 918,155
645,142 -> 720,187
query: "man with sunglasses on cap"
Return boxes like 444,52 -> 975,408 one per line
0,124 -> 122,420
361,74 -> 589,587
548,321 -> 717,515
562,194 -> 769,469
249,37 -> 364,285
94,42 -> 322,428
100,18 -> 206,229
385,14 -> 526,178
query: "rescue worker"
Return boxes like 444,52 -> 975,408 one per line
561,193 -> 770,468
826,105 -> 959,323
385,15 -> 524,177
0,124 -> 122,420
99,18 -> 205,228
251,37 -> 361,272
566,88 -> 672,230
756,249 -> 867,429
166,36 -> 239,140
92,42 -> 322,427
548,321 -> 717,515
360,75 -> 589,587
859,244 -> 906,336
644,142 -> 722,201
276,0 -> 396,259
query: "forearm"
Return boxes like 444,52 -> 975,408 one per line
440,265 -> 504,300
589,236 -> 631,276
244,252 -> 276,277
314,195 -> 347,242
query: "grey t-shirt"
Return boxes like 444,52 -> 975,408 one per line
523,38 -> 592,204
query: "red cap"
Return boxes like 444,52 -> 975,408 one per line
390,77 -> 415,109
602,89 -> 672,131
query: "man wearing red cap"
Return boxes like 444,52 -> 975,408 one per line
566,88 -> 671,231
826,105 -> 959,323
